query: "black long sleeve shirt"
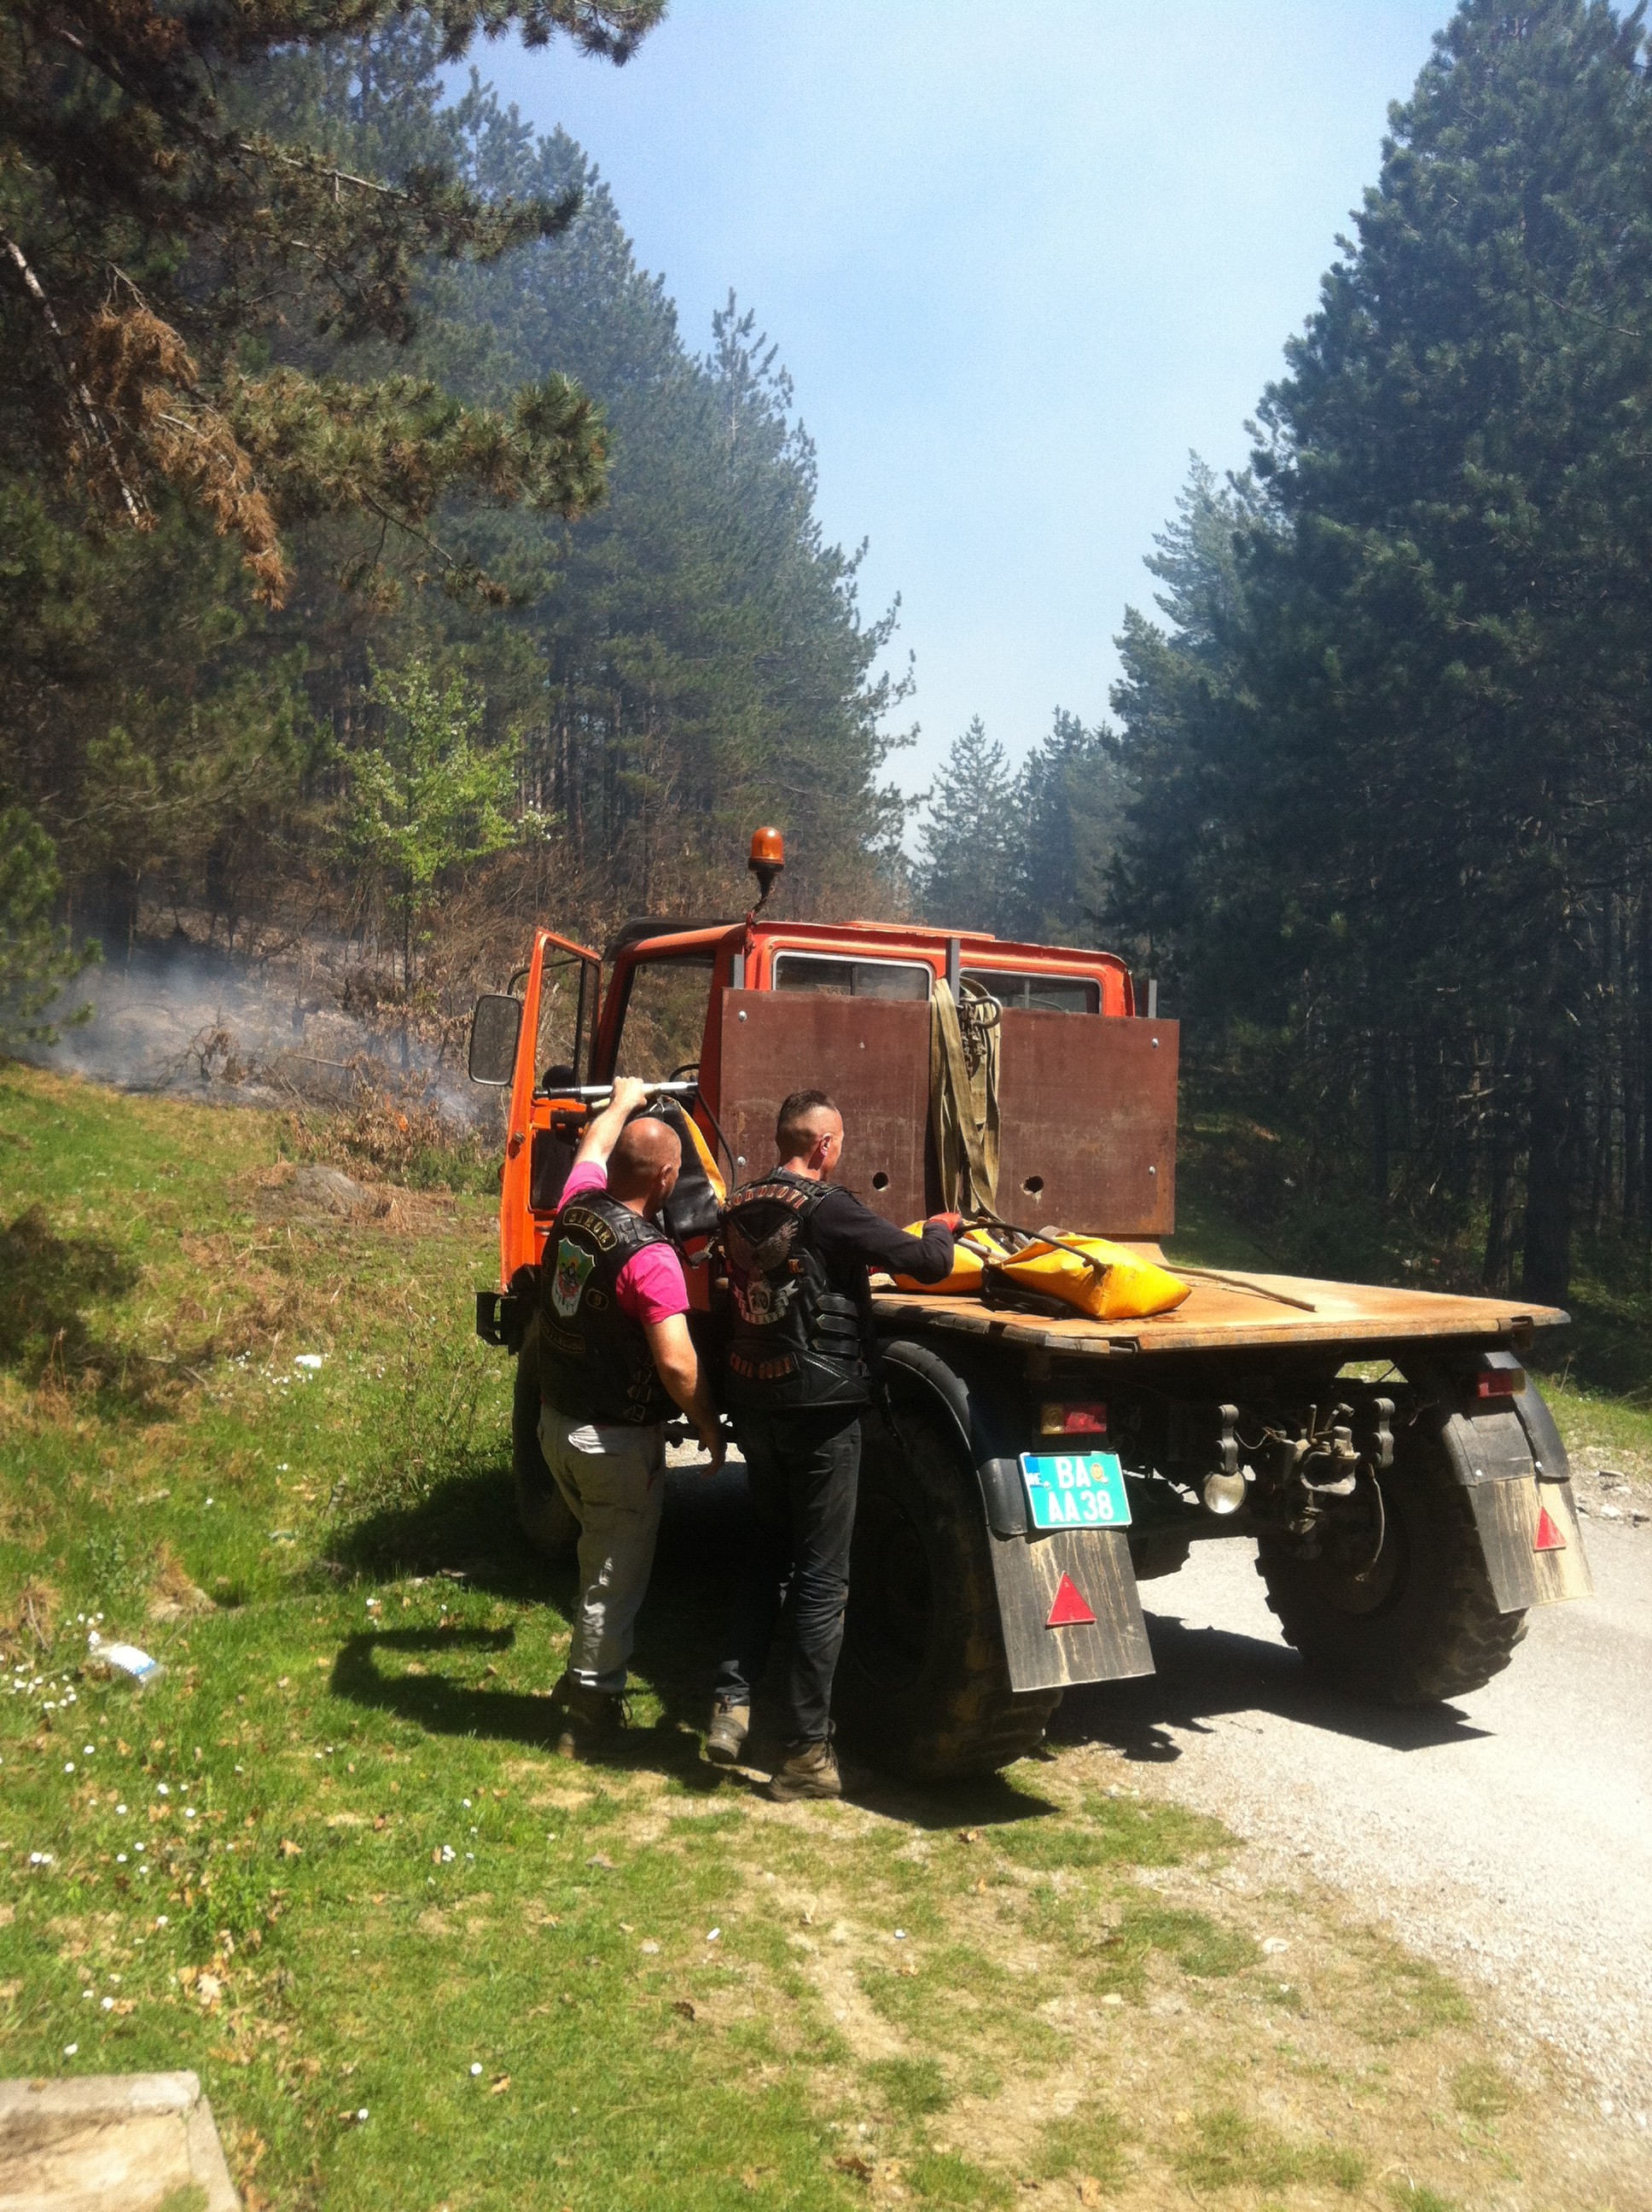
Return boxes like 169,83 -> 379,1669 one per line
807,1187 -> 956,1295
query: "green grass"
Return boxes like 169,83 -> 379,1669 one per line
1451,2059 -> 1514,2121
1387,2185 -> 1463,2212
0,1064 -> 1574,2210
1176,2104 -> 1366,2194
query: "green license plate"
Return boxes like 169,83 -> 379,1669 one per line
1019,1452 -> 1132,1531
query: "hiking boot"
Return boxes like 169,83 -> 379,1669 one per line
767,1737 -> 842,1802
705,1697 -> 750,1767
550,1676 -> 624,1761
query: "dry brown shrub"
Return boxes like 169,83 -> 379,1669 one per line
75,300 -> 288,604
0,1577 -> 60,1664
147,1542 -> 215,1624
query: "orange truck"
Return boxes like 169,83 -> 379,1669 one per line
468,830 -> 1591,1778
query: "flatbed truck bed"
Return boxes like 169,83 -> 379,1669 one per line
872,1265 -> 1566,1360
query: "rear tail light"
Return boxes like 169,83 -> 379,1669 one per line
1474,1366 -> 1525,1400
1472,1351 -> 1526,1400
1039,1401 -> 1108,1436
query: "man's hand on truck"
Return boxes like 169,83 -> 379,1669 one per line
572,1075 -> 653,1171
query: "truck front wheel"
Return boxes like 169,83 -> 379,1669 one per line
513,1315 -> 579,1561
835,1401 -> 1060,1779
1255,1415 -> 1526,1703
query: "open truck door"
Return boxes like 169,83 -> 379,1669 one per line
468,927 -> 602,1304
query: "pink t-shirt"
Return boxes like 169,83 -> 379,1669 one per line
558,1162 -> 689,1326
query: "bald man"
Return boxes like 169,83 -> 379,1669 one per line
537,1075 -> 724,1757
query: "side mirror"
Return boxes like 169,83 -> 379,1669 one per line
468,994 -> 523,1086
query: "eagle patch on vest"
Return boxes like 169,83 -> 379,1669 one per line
550,1237 -> 596,1318
725,1210 -> 801,1327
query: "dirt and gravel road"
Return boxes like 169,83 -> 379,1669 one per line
1060,1509 -> 1652,2138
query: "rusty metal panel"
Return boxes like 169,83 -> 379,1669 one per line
718,992 -> 1180,1233
716,990 -> 931,1221
994,1013 -> 1178,1237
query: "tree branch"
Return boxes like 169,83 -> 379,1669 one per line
0,224 -> 147,525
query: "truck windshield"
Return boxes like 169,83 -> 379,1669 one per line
614,953 -> 718,1078
962,969 -> 1099,1014
772,952 -> 931,1000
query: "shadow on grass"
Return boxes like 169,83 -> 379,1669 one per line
0,1200 -> 144,1394
329,1625 -> 720,1787
1056,1606 -> 1489,1764
330,1464 -> 752,1785
329,1464 -> 1061,1822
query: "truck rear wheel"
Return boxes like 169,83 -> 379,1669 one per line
835,1401 -> 1059,1779
1255,1415 -> 1526,1703
513,1315 -> 579,1561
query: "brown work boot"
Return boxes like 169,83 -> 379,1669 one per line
768,1737 -> 842,1802
550,1675 -> 624,1761
705,1697 -> 750,1767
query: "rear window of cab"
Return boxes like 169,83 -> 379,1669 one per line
769,951 -> 1101,1013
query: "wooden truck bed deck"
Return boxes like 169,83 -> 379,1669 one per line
871,1262 -> 1568,1360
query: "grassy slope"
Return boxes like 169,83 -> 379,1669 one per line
0,1065 -> 1631,2211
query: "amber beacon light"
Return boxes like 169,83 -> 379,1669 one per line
747,825 -> 786,908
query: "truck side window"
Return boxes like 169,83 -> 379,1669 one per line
962,969 -> 1100,1014
614,954 -> 718,1078
771,953 -> 931,1001
536,955 -> 592,1090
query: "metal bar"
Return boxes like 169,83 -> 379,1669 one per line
1173,1267 -> 1318,1313
554,1081 -> 701,1101
946,936 -> 962,993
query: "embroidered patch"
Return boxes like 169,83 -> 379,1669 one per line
550,1237 -> 596,1318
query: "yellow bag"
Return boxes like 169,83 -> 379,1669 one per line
989,1234 -> 1190,1322
891,1222 -> 1010,1295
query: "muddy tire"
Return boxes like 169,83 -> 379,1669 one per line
835,1401 -> 1059,1778
1255,1413 -> 1527,1703
513,1315 -> 579,1561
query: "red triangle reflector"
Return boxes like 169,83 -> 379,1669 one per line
1533,1505 -> 1566,1552
1046,1573 -> 1096,1628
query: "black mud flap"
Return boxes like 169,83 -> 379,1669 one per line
1439,1406 -> 1594,1610
988,1527 -> 1154,1693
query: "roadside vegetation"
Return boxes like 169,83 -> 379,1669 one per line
0,1063 -> 1633,2211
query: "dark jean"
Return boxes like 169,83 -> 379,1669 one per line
714,1405 -> 863,1744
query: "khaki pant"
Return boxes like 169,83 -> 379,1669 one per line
538,1406 -> 666,1693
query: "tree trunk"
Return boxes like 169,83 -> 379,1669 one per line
400,876 -> 412,1074
1521,1044 -> 1573,1307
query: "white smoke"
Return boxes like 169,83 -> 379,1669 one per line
25,937 -> 488,1127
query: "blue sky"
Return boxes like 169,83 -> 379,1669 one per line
476,2 -> 1446,796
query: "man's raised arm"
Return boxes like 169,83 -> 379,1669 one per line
573,1076 -> 651,1172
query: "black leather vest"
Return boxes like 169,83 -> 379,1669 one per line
538,1192 -> 673,1426
721,1171 -> 870,1412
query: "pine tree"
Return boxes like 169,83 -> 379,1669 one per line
1003,710 -> 1125,946
0,2 -> 660,598
0,802 -> 98,1045
916,719 -> 1017,932
1108,0 -> 1652,1303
